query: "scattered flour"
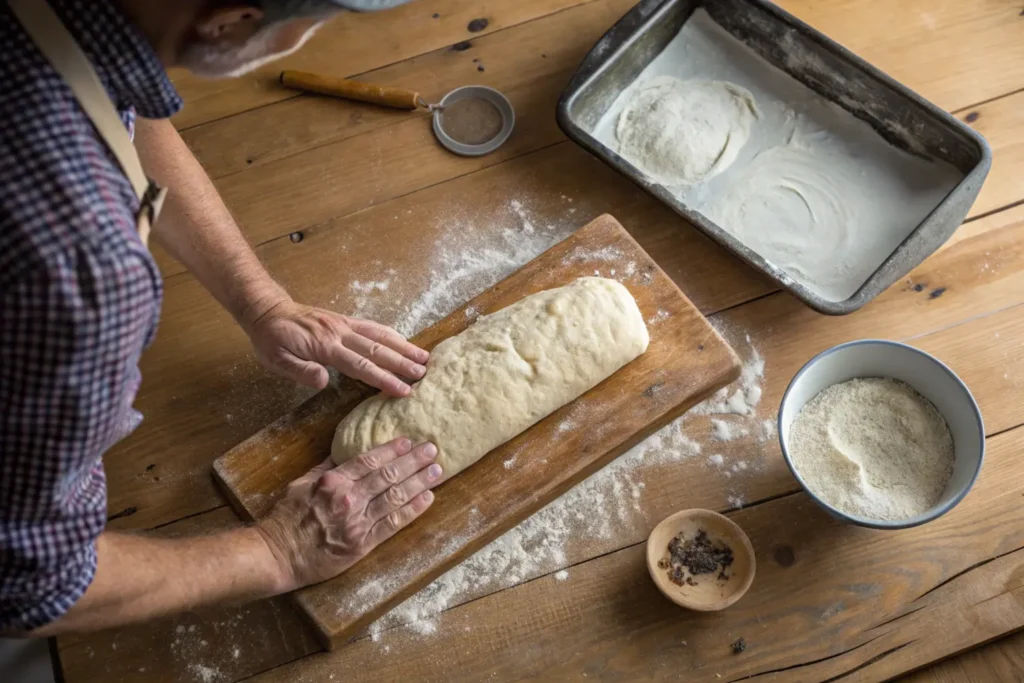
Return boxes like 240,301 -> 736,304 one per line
646,309 -> 671,325
363,414 -> 703,640
503,456 -> 517,470
554,570 -> 570,581
187,664 -> 221,683
561,245 -> 624,265
710,418 -> 748,441
348,200 -> 574,338
693,340 -> 765,416
350,280 -> 390,293
509,199 -> 536,234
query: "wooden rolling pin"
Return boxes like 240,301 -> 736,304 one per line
280,70 -> 428,110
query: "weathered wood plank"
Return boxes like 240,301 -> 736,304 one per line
169,0 -> 598,129
957,89 -> 1024,219
901,629 -> 1024,683
778,0 -> 1024,114
235,424 -> 1024,683
181,0 -> 635,180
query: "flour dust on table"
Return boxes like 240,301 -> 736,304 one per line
593,9 -> 962,302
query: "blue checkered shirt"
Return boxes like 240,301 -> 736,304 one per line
0,0 -> 182,632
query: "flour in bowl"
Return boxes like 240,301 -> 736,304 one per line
787,378 -> 954,521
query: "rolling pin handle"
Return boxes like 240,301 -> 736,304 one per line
280,70 -> 424,111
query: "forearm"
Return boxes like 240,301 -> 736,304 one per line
134,117 -> 289,327
30,528 -> 284,637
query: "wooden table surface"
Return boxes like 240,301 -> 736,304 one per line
55,0 -> 1024,681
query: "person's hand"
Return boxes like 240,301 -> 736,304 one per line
245,299 -> 429,396
256,438 -> 442,591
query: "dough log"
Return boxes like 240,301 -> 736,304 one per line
331,277 -> 650,479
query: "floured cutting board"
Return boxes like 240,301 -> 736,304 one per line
213,214 -> 740,650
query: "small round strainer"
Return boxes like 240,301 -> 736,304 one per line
432,86 -> 515,157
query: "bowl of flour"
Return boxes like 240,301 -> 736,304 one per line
778,340 -> 984,529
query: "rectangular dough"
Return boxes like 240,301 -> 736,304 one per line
331,277 -> 650,479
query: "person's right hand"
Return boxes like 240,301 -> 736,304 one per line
256,438 -> 442,591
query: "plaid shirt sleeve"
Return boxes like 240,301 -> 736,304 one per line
0,245 -> 157,633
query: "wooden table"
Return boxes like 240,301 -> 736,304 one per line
55,1 -> 1024,681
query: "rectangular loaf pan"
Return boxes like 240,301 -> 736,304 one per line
556,0 -> 992,315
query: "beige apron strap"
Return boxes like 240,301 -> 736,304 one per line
9,0 -> 165,245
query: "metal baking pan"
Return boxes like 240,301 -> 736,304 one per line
556,0 -> 991,315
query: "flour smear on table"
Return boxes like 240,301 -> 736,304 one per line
593,9 -> 962,302
787,377 -> 954,521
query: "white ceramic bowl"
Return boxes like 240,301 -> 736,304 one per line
778,340 -> 984,529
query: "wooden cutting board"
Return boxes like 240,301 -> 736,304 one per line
213,214 -> 740,650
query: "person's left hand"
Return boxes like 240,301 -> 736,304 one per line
246,300 -> 428,396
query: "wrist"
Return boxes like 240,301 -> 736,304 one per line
235,281 -> 291,333
236,525 -> 296,596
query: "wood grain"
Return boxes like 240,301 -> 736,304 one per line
169,0 -> 597,129
214,215 -> 741,648
901,630 -> 1024,682
776,0 -> 1024,114
181,0 -> 635,180
957,89 -> 1024,218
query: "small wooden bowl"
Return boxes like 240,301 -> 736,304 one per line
646,509 -> 756,611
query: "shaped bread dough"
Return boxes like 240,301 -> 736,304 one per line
616,76 -> 758,186
331,277 -> 649,479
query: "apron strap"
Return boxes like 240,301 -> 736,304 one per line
9,0 -> 151,202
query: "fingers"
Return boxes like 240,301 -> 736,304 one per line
365,461 -> 443,522
335,437 -> 413,480
267,350 -> 329,390
358,442 -> 438,498
368,490 -> 435,548
344,333 -> 427,384
330,345 -> 412,397
346,318 -> 429,365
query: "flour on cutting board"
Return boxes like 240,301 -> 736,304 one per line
592,9 -> 961,302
